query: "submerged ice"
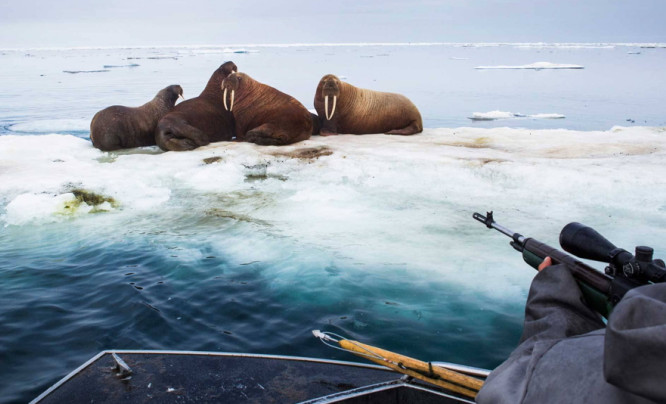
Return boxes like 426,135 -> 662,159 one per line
2,126 -> 665,297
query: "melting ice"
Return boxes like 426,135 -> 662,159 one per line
2,126 -> 666,297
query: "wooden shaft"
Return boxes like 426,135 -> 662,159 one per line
339,339 -> 484,399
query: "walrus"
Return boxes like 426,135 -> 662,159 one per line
221,72 -> 312,145
155,61 -> 237,151
313,74 -> 423,136
90,84 -> 183,151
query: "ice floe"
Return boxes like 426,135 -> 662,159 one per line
469,111 -> 565,121
103,63 -> 140,68
475,62 -> 584,70
62,69 -> 110,74
9,119 -> 91,134
1,126 -> 665,293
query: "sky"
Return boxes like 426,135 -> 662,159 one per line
1,0 -> 665,48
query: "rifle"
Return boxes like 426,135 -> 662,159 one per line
473,211 -> 666,317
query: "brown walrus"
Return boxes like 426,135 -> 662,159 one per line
314,74 -> 423,136
90,85 -> 183,151
221,72 -> 312,145
155,61 -> 237,151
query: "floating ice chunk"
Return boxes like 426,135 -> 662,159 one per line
3,188 -> 120,225
103,63 -> 140,68
62,70 -> 110,74
475,62 -> 584,70
10,119 -> 91,133
469,111 -> 565,121
529,113 -> 565,119
469,111 -> 520,121
5,193 -> 83,225
222,48 -> 259,54
4,193 -> 71,225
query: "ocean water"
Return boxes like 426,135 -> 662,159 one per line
1,43 -> 666,403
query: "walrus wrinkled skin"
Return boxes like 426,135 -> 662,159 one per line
313,74 -> 423,136
90,85 -> 183,151
221,72 -> 312,145
155,61 -> 237,151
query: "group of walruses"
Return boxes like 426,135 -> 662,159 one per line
90,61 -> 423,152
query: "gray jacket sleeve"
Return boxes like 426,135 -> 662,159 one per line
476,265 -> 605,403
604,282 -> 666,402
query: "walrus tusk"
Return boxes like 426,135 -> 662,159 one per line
179,94 -> 185,101
230,90 -> 235,112
223,88 -> 228,111
330,96 -> 337,120
324,96 -> 330,120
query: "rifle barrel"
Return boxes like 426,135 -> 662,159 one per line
473,212 -> 525,243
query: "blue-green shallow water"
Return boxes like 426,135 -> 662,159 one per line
0,215 -> 522,403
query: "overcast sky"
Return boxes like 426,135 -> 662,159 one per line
1,0 -> 665,48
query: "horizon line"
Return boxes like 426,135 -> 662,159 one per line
2,41 -> 666,52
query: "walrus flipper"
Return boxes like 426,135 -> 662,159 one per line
242,124 -> 282,146
385,120 -> 423,136
92,132 -> 123,151
319,120 -> 338,137
310,112 -> 322,136
156,120 -> 211,151
161,137 -> 200,151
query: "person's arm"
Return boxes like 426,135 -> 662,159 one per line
520,261 -> 605,344
477,258 -> 605,403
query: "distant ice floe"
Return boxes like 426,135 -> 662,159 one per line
223,48 -> 259,54
475,62 -> 584,70
469,111 -> 565,121
103,63 -> 140,68
9,119 -> 91,134
126,56 -> 177,60
62,69 -> 110,74
183,48 -> 260,55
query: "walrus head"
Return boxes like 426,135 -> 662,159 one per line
319,74 -> 341,121
221,72 -> 245,112
218,61 -> 238,77
162,84 -> 185,105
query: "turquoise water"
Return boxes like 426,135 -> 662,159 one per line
0,213 -> 522,402
1,43 -> 666,403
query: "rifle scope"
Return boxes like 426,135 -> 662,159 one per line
560,222 -> 665,284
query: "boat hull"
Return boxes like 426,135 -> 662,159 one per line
32,350 -> 485,403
